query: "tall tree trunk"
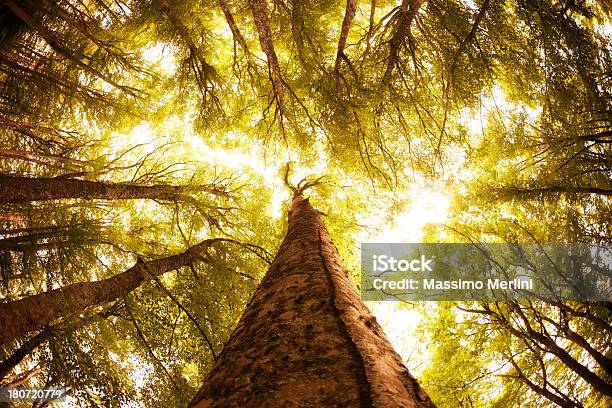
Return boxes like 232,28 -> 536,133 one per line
216,0 -> 251,55
0,328 -> 54,381
290,0 -> 307,65
334,0 -> 357,73
0,238 -> 221,345
247,0 -> 285,104
0,148 -> 86,169
3,0 -> 140,95
0,175 -> 225,203
0,231 -> 71,252
189,194 -> 436,407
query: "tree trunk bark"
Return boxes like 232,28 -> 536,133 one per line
289,0 -> 307,65
4,0 -> 138,95
216,0 -> 250,54
0,149 -> 86,169
0,239 -> 220,345
247,0 -> 285,104
334,0 -> 357,72
0,328 -> 54,381
189,194 -> 436,407
0,175 -> 225,203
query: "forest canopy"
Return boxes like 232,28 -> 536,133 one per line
0,0 -> 610,407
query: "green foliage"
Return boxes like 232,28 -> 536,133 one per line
0,0 -> 610,406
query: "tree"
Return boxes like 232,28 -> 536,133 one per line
1,0 -> 610,406
0,238 -> 253,345
417,96 -> 612,406
0,175 -> 228,203
189,181 -> 436,407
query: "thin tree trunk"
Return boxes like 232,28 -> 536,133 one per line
508,358 -> 583,408
0,328 -> 52,382
0,239 -> 221,345
501,186 -> 612,197
382,0 -> 426,84
334,0 -> 357,73
4,0 -> 140,95
0,149 -> 86,169
216,0 -> 250,54
290,0 -> 307,65
448,0 -> 490,75
247,0 -> 285,104
0,212 -> 43,222
0,175 -> 225,203
365,0 -> 376,47
525,329 -> 612,396
539,314 -> 612,378
0,229 -> 86,252
189,193 -> 436,407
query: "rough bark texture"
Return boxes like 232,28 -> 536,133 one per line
0,239 -> 218,345
190,195 -> 435,407
0,175 -> 223,203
